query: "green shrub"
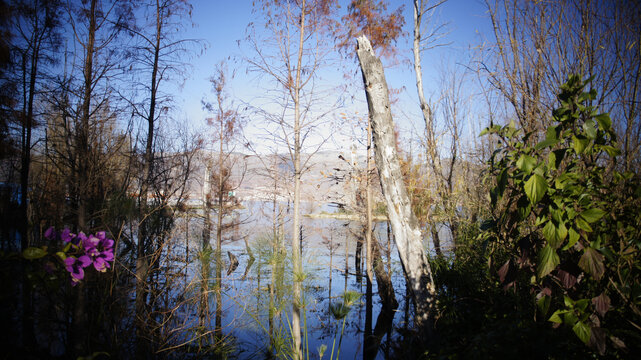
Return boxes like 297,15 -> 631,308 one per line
480,75 -> 641,356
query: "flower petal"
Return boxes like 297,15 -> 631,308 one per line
102,250 -> 114,262
70,265 -> 84,281
78,255 -> 92,268
44,227 -> 56,240
103,239 -> 114,249
61,229 -> 73,243
93,258 -> 107,272
88,235 -> 100,248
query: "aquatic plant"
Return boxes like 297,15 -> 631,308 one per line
329,290 -> 361,360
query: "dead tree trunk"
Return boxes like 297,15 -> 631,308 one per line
356,35 -> 436,332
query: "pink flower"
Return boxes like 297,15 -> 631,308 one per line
64,255 -> 92,286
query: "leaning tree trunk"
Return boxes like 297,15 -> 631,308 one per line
356,35 -> 436,332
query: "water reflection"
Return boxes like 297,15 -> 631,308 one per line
179,200 -> 428,359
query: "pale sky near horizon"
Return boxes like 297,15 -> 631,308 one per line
174,0 -> 491,154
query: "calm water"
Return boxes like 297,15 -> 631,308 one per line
172,200 -> 437,359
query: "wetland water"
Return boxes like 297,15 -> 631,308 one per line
176,200 -> 443,359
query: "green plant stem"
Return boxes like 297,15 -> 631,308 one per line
329,321 -> 338,360
336,315 -> 348,359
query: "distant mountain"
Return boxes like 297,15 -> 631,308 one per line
183,149 -> 372,208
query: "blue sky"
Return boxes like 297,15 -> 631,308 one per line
175,0 -> 492,153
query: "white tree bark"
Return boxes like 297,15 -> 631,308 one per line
356,35 -> 436,330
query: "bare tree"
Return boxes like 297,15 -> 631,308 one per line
482,0 -> 640,170
201,61 -> 246,344
411,0 -> 457,252
122,1 -> 202,354
63,0 -> 132,355
9,0 -> 62,351
245,0 -> 339,356
11,0 -> 62,249
203,62 -> 245,266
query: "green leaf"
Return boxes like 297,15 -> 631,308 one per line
538,295 -> 551,317
564,311 -> 579,327
575,298 -> 589,312
555,221 -> 568,245
545,125 -> 559,141
537,246 -> 560,278
517,154 -> 537,175
548,309 -> 566,323
599,145 -> 621,157
563,227 -> 580,250
543,218 -> 566,249
564,295 -> 575,307
535,138 -> 559,150
56,251 -> 67,261
548,151 -> 557,170
583,121 -> 597,139
22,247 -> 47,260
594,113 -> 611,131
524,174 -> 548,205
573,321 -> 591,344
576,217 -> 593,232
580,208 -> 606,223
572,135 -> 589,154
579,247 -> 605,280
480,124 -> 502,136
543,220 -> 557,244
533,166 -> 545,177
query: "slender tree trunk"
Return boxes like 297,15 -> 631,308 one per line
356,35 -> 436,333
77,0 -> 96,230
216,109 -> 224,259
214,100 -> 225,344
412,0 -> 438,171
20,45 -> 38,245
214,248 -> 222,342
291,1 -> 306,357
198,202 -> 211,347
19,31 -> 40,352
136,6 -> 162,356
269,239 -> 275,351
344,230 -> 349,292
413,0 -> 452,254
72,1 -> 97,356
